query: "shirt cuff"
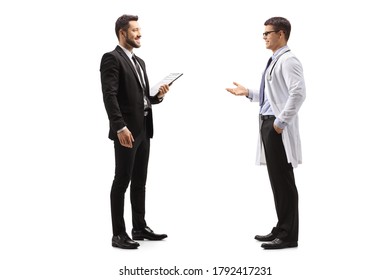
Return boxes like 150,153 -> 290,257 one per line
274,118 -> 288,129
117,126 -> 127,134
246,89 -> 253,100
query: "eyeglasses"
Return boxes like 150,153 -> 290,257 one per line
262,30 -> 280,37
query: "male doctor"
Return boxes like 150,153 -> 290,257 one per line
226,17 -> 306,249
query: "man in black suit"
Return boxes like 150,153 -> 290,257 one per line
100,14 -> 169,249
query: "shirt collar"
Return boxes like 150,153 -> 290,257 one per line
272,45 -> 289,59
118,44 -> 135,59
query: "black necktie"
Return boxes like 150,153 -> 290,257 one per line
259,57 -> 273,108
132,55 -> 150,110
132,55 -> 146,90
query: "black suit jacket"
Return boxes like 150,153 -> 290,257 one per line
100,46 -> 162,140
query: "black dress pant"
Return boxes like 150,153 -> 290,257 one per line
260,117 -> 299,242
110,123 -> 150,236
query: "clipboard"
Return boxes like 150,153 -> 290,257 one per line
151,73 -> 183,96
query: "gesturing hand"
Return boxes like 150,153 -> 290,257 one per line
226,82 -> 249,97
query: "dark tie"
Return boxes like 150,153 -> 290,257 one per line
132,55 -> 146,89
132,55 -> 150,110
259,57 -> 273,108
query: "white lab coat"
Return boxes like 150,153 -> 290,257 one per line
251,47 -> 306,168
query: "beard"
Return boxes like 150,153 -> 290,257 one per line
125,34 -> 141,49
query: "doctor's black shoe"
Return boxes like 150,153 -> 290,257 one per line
112,233 -> 140,249
261,238 -> 298,249
132,226 -> 167,241
255,232 -> 277,242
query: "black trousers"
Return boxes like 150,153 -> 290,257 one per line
110,123 -> 150,236
260,117 -> 299,242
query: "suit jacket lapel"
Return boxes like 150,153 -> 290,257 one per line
115,46 -> 150,96
115,46 -> 141,84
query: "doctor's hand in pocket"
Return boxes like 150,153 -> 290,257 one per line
273,123 -> 283,134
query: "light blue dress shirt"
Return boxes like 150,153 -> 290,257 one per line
248,46 -> 289,129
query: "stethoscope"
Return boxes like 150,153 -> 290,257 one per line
267,50 -> 291,81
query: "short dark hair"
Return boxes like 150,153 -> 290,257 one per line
264,17 -> 291,41
115,14 -> 138,39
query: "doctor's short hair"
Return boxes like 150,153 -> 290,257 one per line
115,14 -> 139,39
264,17 -> 291,41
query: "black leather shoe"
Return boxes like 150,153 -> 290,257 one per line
261,238 -> 298,249
255,232 -> 277,242
132,226 -> 167,241
112,233 -> 140,249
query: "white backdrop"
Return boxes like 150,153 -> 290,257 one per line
1,0 -> 389,279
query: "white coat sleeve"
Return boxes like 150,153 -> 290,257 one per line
248,88 -> 260,103
277,57 -> 306,124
